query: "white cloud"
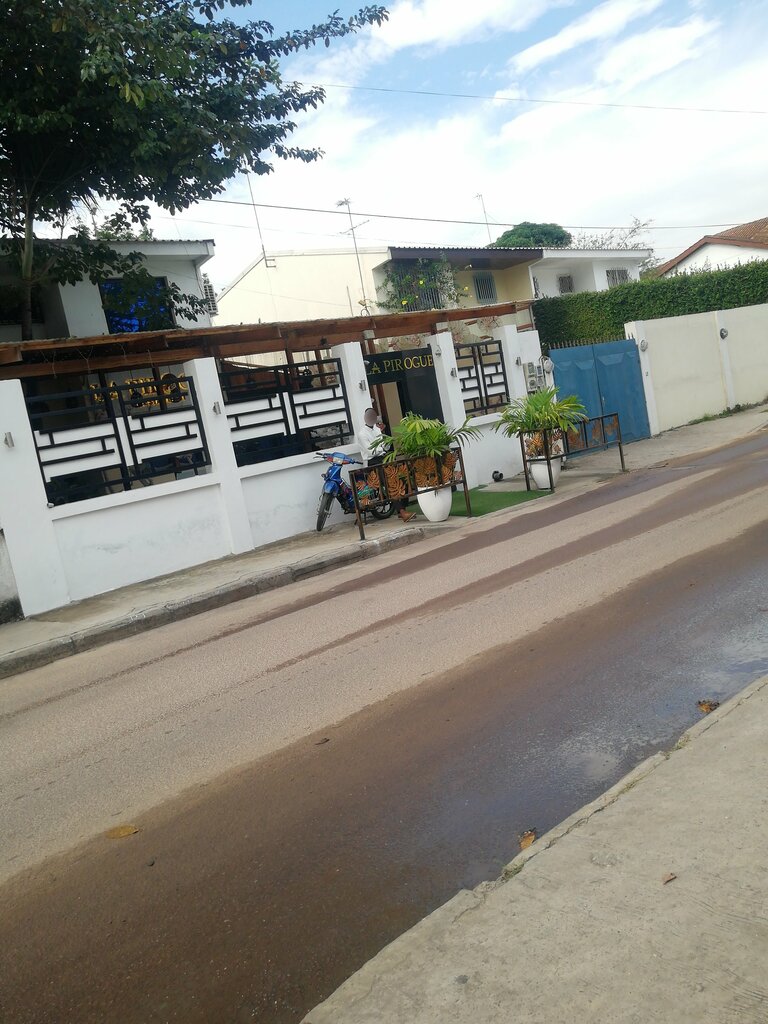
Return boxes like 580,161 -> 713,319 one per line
167,8 -> 768,291
511,0 -> 663,74
595,16 -> 717,87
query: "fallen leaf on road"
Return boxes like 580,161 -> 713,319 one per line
315,737 -> 330,746
519,829 -> 537,850
662,873 -> 677,885
106,824 -> 140,839
697,699 -> 720,714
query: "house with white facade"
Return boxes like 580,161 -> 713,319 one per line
0,239 -> 216,344
215,244 -> 651,327
657,217 -> 768,277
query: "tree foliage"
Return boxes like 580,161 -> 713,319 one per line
533,260 -> 768,348
0,0 -> 388,338
377,257 -> 462,312
491,222 -> 572,248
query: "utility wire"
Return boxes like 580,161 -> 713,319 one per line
198,196 -> 738,232
312,82 -> 768,117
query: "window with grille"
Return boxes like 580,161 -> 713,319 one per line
558,274 -> 574,295
532,276 -> 541,299
606,267 -> 630,288
473,271 -> 498,304
202,274 -> 218,316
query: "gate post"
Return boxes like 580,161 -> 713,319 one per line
429,326 -> 467,429
0,380 -> 71,615
335,341 -> 372,445
182,357 -> 253,555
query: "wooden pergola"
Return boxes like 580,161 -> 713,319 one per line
0,301 -> 532,380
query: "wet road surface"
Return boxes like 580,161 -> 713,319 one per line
1,433 -> 767,1023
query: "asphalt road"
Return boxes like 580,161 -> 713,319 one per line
1,432 -> 767,1023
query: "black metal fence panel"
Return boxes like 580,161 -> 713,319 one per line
454,340 -> 509,416
219,358 -> 352,465
25,373 -> 210,505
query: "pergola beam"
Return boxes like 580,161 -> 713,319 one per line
0,301 -> 531,380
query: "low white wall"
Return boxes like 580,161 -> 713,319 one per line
721,305 -> 768,406
627,302 -> 768,434
0,531 -> 21,621
240,445 -> 362,545
51,478 -> 230,602
462,416 -> 522,488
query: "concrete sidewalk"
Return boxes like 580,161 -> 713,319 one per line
305,674 -> 768,1024
1,403 -> 766,680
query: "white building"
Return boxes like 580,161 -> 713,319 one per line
215,244 -> 651,326
0,239 -> 216,344
658,217 -> 768,276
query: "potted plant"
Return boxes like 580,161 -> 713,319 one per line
374,413 -> 480,522
493,387 -> 587,490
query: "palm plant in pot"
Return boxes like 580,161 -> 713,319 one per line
374,413 -> 480,522
493,387 -> 587,490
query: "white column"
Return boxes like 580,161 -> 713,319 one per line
498,323 -> 528,401
429,328 -> 467,428
335,341 -> 372,445
182,357 -> 253,554
0,380 -> 71,615
625,322 -> 660,436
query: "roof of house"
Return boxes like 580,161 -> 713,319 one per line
657,217 -> 768,275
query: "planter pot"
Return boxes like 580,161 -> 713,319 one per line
417,485 -> 453,522
529,458 -> 562,490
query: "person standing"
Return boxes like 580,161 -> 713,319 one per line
356,408 -> 414,522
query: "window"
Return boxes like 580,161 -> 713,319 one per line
473,271 -> 498,304
532,276 -> 541,299
201,274 -> 218,316
99,277 -> 175,334
558,274 -> 574,295
607,267 -> 631,288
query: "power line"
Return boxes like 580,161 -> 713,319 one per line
198,196 -> 738,232
313,82 -> 768,117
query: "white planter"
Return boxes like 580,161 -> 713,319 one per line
529,458 -> 562,490
417,485 -> 453,522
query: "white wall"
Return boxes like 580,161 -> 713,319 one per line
0,531 -> 20,621
670,245 -> 768,275
532,255 -> 642,298
51,479 -> 230,602
627,302 -> 768,434
216,249 -> 390,325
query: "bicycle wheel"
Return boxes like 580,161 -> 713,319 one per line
316,491 -> 335,532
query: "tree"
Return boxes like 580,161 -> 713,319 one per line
491,222 -> 573,248
0,0 -> 388,339
570,217 -> 658,272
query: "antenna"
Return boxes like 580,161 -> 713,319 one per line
475,193 -> 493,245
246,173 -> 269,263
337,198 -> 370,314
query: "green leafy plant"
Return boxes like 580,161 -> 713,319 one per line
377,257 -> 463,312
493,388 -> 587,459
375,413 -> 480,462
533,260 -> 768,347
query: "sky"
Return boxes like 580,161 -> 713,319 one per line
153,0 -> 768,291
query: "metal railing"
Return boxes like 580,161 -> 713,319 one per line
219,358 -> 352,466
519,412 -> 626,492
348,447 -> 472,540
454,340 -> 509,416
26,374 -> 210,505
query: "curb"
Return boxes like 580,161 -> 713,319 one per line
497,672 -> 768,884
0,527 -> 426,680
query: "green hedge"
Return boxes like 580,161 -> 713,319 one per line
533,260 -> 768,348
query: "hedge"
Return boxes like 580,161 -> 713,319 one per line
532,260 -> 768,348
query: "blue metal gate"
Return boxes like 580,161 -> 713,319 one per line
550,339 -> 650,443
